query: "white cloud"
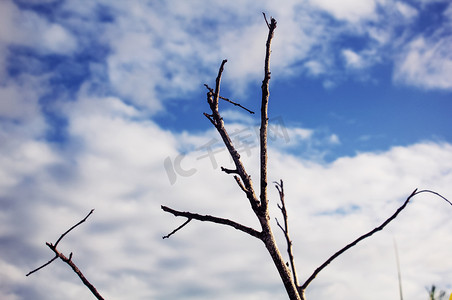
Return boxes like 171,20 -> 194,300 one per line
0,1 -> 78,55
394,35 -> 452,90
304,60 -> 325,76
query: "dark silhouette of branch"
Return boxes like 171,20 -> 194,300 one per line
161,205 -> 262,239
300,189 -> 452,291
27,209 -> 104,300
162,218 -> 192,239
219,95 -> 255,114
54,209 -> 94,247
259,13 -> 276,214
275,180 -> 299,287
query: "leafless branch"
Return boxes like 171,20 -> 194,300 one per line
275,180 -> 299,287
262,12 -> 271,29
234,175 -> 248,193
300,189 -> 452,291
221,166 -> 239,174
162,218 -> 192,239
205,83 -> 255,114
162,15 -> 302,300
161,205 -> 262,239
27,209 -> 104,300
259,14 -> 276,214
45,244 -> 104,300
54,209 -> 94,247
26,256 -> 58,277
219,95 -> 255,114
204,62 -> 261,212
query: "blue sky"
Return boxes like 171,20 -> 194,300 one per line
1,1 -> 452,299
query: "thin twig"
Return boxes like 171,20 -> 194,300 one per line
161,205 -> 262,239
219,95 -> 255,114
204,63 -> 260,211
234,175 -> 248,194
263,12 -> 270,29
55,209 -> 94,247
300,189 -> 451,291
162,218 -> 192,239
26,256 -> 58,277
275,180 -> 299,286
26,209 -> 104,300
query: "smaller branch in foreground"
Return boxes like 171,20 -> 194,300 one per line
161,205 -> 262,239
274,180 -> 299,287
300,189 -> 451,291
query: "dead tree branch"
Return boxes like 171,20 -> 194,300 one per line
162,14 -> 302,300
27,209 -> 104,300
219,95 -> 255,114
300,189 -> 452,292
275,180 -> 299,287
259,13 -> 276,214
162,218 -> 192,239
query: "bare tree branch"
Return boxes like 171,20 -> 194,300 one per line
162,14 -> 302,300
300,189 -> 452,291
275,180 -> 299,287
221,166 -> 239,174
26,256 -> 58,277
54,209 -> 94,247
161,205 -> 262,239
45,244 -> 104,300
219,95 -> 255,114
205,83 -> 255,115
162,218 -> 192,239
27,209 -> 104,300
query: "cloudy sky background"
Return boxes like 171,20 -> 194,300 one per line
1,0 -> 452,299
